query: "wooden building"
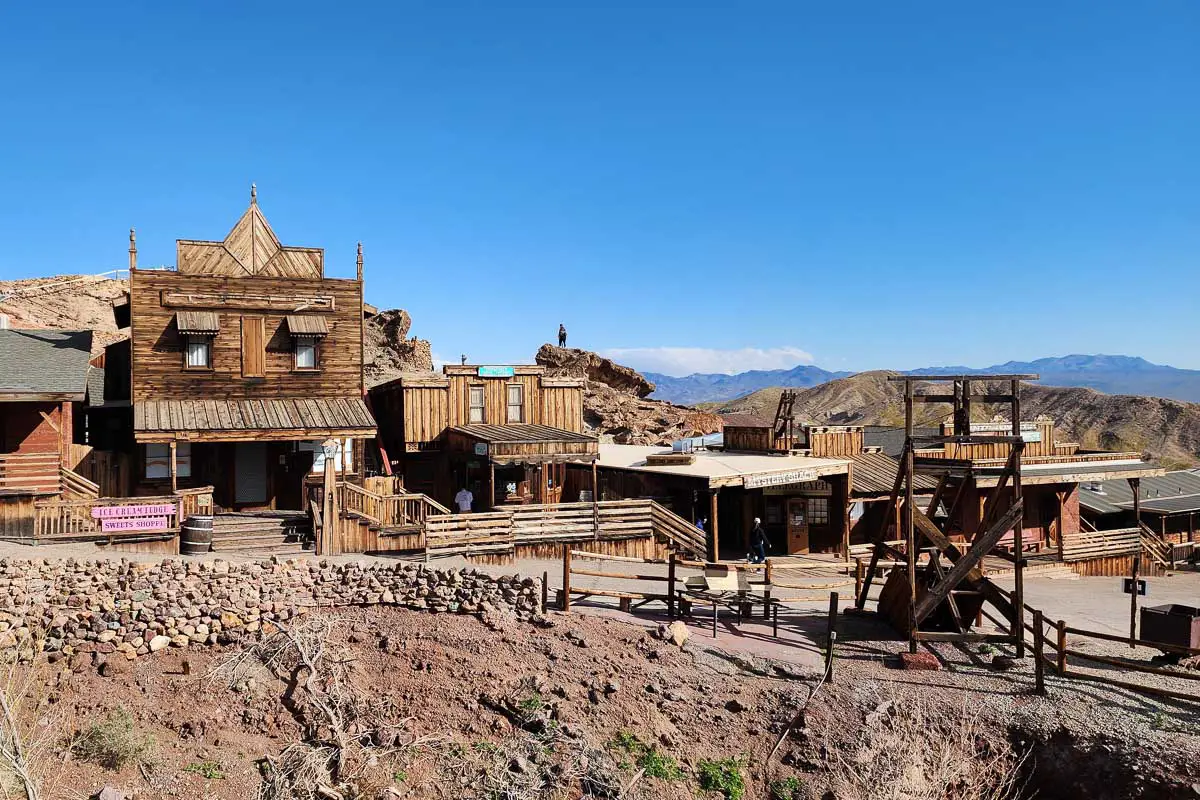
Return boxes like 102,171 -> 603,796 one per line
369,364 -> 597,510
106,189 -> 377,510
0,328 -> 95,495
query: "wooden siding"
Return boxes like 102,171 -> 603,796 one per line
542,386 -> 584,433
129,270 -> 364,404
806,427 -> 864,458
0,401 -> 69,460
724,426 -> 773,452
176,201 -> 325,279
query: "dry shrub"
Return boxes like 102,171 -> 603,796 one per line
69,708 -> 155,772
0,629 -> 69,800
821,688 -> 1025,800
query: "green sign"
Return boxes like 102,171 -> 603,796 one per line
478,366 -> 515,378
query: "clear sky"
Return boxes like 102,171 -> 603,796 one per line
0,2 -> 1196,375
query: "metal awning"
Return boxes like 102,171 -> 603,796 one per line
175,311 -> 220,334
285,315 -> 330,336
134,397 -> 376,442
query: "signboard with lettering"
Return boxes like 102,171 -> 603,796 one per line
743,468 -> 820,490
90,503 -> 177,533
478,366 -> 516,378
764,479 -> 833,497
474,442 -> 489,456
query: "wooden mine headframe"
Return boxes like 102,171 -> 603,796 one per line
772,390 -> 797,451
854,374 -> 1039,656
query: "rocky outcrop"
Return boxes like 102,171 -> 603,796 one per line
0,556 -> 540,662
365,308 -> 434,387
536,344 -> 655,398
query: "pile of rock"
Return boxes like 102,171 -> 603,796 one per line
364,308 -> 435,387
0,557 -> 539,662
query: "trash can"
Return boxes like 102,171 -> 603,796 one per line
1140,604 -> 1200,652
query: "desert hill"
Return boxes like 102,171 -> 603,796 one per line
704,371 -> 1200,468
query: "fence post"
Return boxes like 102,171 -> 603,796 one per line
561,545 -> 572,612
667,551 -> 677,619
1033,609 -> 1046,695
824,591 -> 839,683
1129,555 -> 1140,649
854,558 -> 864,604
541,570 -> 548,614
1056,620 -> 1067,675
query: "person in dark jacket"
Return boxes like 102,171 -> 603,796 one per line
558,323 -> 568,347
750,518 -> 768,563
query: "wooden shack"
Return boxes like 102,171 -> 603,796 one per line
369,365 -> 596,510
111,189 -> 377,510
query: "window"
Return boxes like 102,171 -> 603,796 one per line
806,497 -> 829,526
506,383 -> 524,423
294,337 -> 319,370
145,443 -> 191,479
185,337 -> 212,369
469,385 -> 485,423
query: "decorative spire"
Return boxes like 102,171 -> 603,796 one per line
250,182 -> 257,204
356,242 -> 363,281
128,228 -> 137,271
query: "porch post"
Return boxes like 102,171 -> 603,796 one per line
488,461 -> 496,511
1129,477 -> 1141,530
321,439 -> 338,556
591,460 -> 598,501
168,441 -> 178,494
710,488 -> 720,561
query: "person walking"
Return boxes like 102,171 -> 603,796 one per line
454,486 -> 474,513
558,323 -> 567,347
749,517 -> 769,563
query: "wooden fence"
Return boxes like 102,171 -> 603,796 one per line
422,499 -> 706,562
20,487 -> 214,547
0,453 -> 60,494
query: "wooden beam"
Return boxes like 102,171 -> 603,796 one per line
904,380 -> 917,653
857,440 -> 910,610
913,500 -> 1023,625
168,441 -> 178,493
1011,378 -> 1025,657
710,489 -> 720,561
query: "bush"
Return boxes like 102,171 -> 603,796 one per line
697,757 -> 746,799
771,775 -> 806,799
184,761 -> 225,779
70,709 -> 155,771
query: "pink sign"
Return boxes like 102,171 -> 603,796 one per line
101,517 -> 170,533
91,503 -> 177,520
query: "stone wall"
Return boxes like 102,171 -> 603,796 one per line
0,557 -> 540,663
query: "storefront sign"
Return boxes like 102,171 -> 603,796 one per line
474,443 -> 489,456
91,503 -> 177,519
764,479 -> 832,497
743,468 -> 820,490
101,517 -> 169,533
477,366 -> 515,378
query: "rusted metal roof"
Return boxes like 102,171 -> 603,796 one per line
134,398 -> 376,434
285,315 -> 330,336
848,452 -> 939,497
450,424 -> 597,444
175,311 -> 220,334
721,413 -> 773,428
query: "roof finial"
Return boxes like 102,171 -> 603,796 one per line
128,228 -> 137,271
250,182 -> 257,204
356,242 -> 363,281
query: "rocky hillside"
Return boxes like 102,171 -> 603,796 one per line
364,308 -> 434,386
705,371 -> 1200,467
537,344 -> 721,445
0,274 -> 129,355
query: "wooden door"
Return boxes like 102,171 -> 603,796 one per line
787,498 -> 809,554
277,449 -> 315,510
234,442 -> 269,506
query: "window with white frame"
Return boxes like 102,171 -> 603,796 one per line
294,337 -> 319,370
185,337 -> 212,369
506,383 -> 524,423
145,442 -> 192,479
469,385 -> 485,423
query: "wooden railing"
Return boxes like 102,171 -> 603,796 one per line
338,482 -> 449,528
1138,523 -> 1174,569
1061,527 -> 1140,562
60,467 -> 99,502
29,486 -> 214,544
0,453 -> 61,494
422,499 -> 708,559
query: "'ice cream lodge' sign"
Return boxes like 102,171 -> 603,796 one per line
90,503 -> 177,533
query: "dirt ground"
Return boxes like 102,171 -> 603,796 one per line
12,596 -> 1199,800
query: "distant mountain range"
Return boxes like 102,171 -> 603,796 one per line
645,365 -> 852,405
647,355 -> 1200,405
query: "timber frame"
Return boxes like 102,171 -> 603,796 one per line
856,374 -> 1037,655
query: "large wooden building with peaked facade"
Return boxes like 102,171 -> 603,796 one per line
369,365 -> 597,510
100,189 -> 377,511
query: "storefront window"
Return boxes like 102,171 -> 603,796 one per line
807,497 -> 829,525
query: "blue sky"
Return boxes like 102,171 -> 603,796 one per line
0,2 -> 1196,375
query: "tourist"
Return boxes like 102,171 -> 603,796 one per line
750,518 -> 768,563
454,486 -> 474,513
558,323 -> 567,347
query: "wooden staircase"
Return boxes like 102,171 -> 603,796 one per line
210,512 -> 312,557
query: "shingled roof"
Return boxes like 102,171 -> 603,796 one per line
0,329 -> 93,400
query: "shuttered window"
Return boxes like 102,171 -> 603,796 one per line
241,316 -> 265,377
468,385 -> 485,423
506,384 -> 524,423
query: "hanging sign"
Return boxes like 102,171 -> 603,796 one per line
743,468 -> 820,490
91,502 -> 177,533
474,443 -> 489,456
478,366 -> 515,378
102,517 -> 170,533
1123,578 -> 1148,596
764,479 -> 832,497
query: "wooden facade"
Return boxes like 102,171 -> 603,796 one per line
369,365 -> 593,510
117,192 -> 376,511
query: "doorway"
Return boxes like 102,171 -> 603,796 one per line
234,442 -> 269,507
787,498 -> 810,554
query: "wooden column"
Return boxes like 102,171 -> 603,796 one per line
321,446 -> 337,556
1129,477 -> 1141,531
1011,379 -> 1025,658
904,380 -> 917,653
1055,490 -> 1066,560
591,460 -> 598,501
488,462 -> 496,511
710,488 -> 720,561
168,441 -> 178,493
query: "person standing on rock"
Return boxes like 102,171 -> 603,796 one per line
749,517 -> 769,563
558,323 -> 567,347
454,486 -> 474,513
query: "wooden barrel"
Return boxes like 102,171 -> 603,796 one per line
180,515 -> 214,555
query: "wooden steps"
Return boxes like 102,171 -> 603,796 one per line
210,512 -> 311,557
